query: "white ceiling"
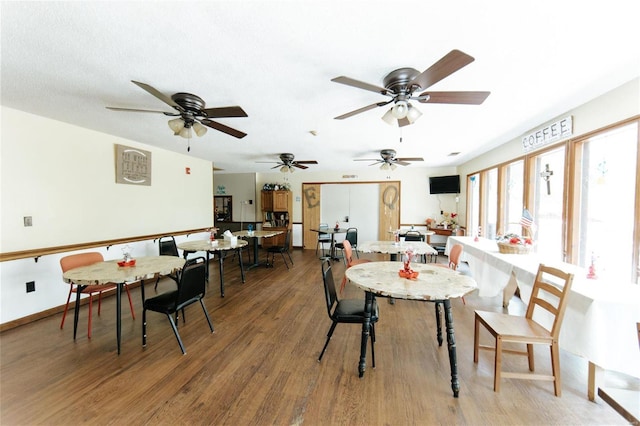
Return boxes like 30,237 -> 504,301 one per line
1,1 -> 639,173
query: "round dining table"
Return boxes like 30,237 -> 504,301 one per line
345,261 -> 477,397
177,239 -> 248,297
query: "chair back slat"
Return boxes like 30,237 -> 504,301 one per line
321,259 -> 338,315
345,228 -> 358,245
404,231 -> 424,242
60,252 -> 104,272
159,236 -> 179,257
525,264 -> 574,338
176,257 -> 207,309
448,244 -> 463,269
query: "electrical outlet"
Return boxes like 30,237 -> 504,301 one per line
24,216 -> 33,227
26,281 -> 35,293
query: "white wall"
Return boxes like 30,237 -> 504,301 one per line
0,107 -> 214,323
254,166 -> 459,226
213,173 -> 257,223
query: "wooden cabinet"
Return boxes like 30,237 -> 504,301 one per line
262,190 -> 289,212
261,190 -> 292,249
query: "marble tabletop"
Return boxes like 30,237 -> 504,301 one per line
62,255 -> 185,286
358,241 -> 438,256
178,238 -> 247,252
345,261 -> 477,301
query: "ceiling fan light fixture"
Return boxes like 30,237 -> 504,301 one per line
179,126 -> 192,139
192,121 -> 207,137
381,108 -> 396,125
168,118 -> 185,133
391,100 -> 408,119
380,162 -> 390,171
390,163 -> 397,170
406,103 -> 422,123
280,165 -> 289,173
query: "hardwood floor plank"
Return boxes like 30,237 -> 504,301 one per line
0,250 -> 632,425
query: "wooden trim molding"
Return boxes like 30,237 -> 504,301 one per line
0,228 -> 210,262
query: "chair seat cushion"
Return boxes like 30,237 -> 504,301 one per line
333,298 -> 379,323
144,290 -> 179,314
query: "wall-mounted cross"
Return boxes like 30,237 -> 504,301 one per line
540,163 -> 554,195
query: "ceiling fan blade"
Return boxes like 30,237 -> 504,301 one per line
331,76 -> 390,95
270,164 -> 281,169
396,157 -> 424,162
106,106 -> 176,114
293,163 -> 309,169
409,50 -> 475,91
203,106 -> 248,118
354,158 -> 380,162
418,91 -> 491,105
131,80 -> 181,109
294,160 -> 318,165
200,119 -> 247,139
335,101 -> 391,120
395,161 -> 411,166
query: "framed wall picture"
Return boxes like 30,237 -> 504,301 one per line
115,144 -> 152,186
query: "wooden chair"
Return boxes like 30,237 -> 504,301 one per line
142,257 -> 214,354
473,264 -> 574,396
60,252 -> 135,339
318,258 -> 378,364
339,239 -> 370,293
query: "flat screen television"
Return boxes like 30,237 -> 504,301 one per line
429,175 -> 460,194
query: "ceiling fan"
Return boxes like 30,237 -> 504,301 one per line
257,153 -> 318,173
331,49 -> 490,127
106,80 -> 248,151
355,149 -> 424,170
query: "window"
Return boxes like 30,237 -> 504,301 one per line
572,122 -> 638,282
528,146 -> 566,261
504,160 -> 524,235
467,173 -> 480,237
483,168 -> 498,239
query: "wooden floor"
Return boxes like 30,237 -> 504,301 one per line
0,249 -> 634,425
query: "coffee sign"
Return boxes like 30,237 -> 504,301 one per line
522,116 -> 572,152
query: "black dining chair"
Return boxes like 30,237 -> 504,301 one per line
334,227 -> 359,264
318,258 -> 378,365
266,229 -> 293,270
154,235 -> 181,290
404,230 -> 425,262
316,223 -> 332,257
142,256 -> 214,354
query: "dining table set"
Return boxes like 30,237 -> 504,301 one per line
344,240 -> 477,397
61,230 -> 285,354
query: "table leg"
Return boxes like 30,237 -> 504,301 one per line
238,247 -> 246,283
358,291 -> 375,378
435,302 -> 443,346
443,299 -> 459,397
218,252 -> 225,297
116,283 -> 122,355
73,285 -> 86,340
588,361 -> 604,401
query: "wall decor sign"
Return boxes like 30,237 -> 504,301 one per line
115,144 -> 152,186
522,115 -> 573,152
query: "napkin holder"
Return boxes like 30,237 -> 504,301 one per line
224,235 -> 238,245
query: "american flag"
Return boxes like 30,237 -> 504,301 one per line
520,208 -> 534,227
